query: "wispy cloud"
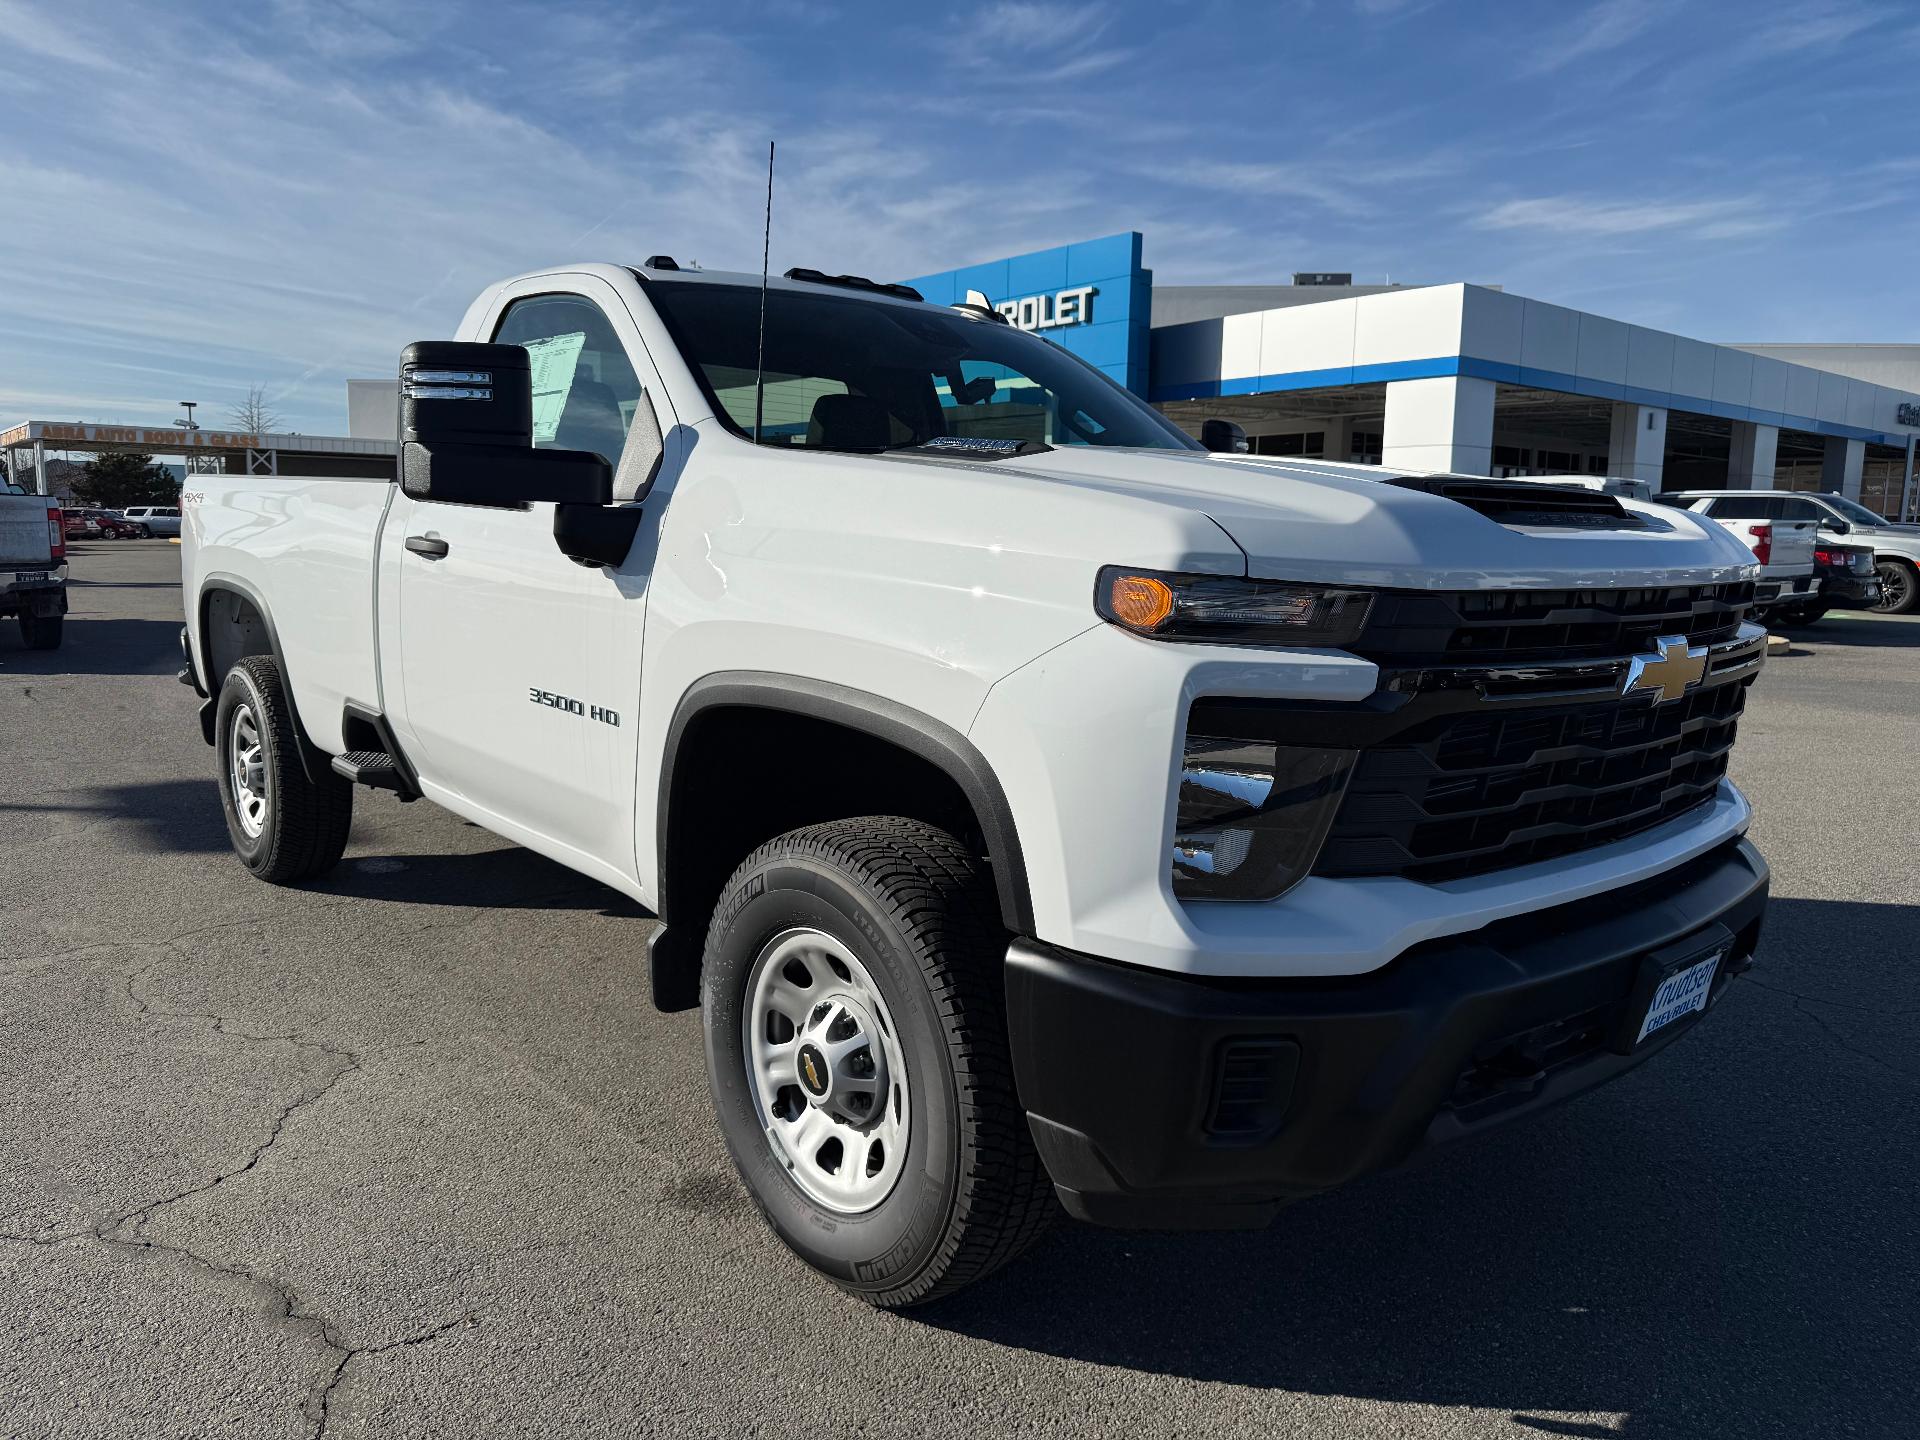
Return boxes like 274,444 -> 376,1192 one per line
1476,195 -> 1783,241
1731,0 -> 1892,60
970,1 -> 1111,47
1522,0 -> 1659,75
958,1 -> 1134,83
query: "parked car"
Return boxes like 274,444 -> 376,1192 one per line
1770,543 -> 1881,625
182,260 -> 1771,1307
1,491 -> 66,648
121,505 -> 182,537
1655,493 -> 1821,616
66,507 -> 142,539
1663,490 -> 1920,615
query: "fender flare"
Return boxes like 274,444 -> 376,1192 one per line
657,670 -> 1036,935
195,572 -> 327,787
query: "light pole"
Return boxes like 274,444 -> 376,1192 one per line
175,401 -> 200,431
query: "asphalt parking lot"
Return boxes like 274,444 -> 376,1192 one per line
3,541 -> 1916,1439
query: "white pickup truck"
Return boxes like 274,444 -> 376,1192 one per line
1,487 -> 67,650
1666,494 -> 1820,615
181,261 -> 1772,1306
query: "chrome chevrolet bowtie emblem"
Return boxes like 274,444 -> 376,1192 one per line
1621,635 -> 1709,703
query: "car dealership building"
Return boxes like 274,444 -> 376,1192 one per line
906,234 -> 1920,519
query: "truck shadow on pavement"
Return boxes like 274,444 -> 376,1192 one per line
917,894 -> 1917,1438
0,617 -> 185,676
1775,613 -> 1920,647
14,778 -> 645,918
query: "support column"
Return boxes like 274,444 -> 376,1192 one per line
32,440 -> 49,496
1821,436 -> 1864,501
1726,421 -> 1778,490
1381,375 -> 1496,476
1321,415 -> 1355,463
1904,434 -> 1917,522
1607,403 -> 1668,489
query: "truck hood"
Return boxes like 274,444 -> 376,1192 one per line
962,448 -> 1757,590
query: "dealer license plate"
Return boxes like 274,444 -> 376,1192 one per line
1636,950 -> 1723,1044
14,570 -> 48,584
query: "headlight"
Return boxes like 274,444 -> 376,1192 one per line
1172,733 -> 1354,901
1096,566 -> 1374,647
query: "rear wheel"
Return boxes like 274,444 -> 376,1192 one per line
701,817 -> 1054,1307
18,610 -> 62,650
215,655 -> 353,882
1873,559 -> 1917,615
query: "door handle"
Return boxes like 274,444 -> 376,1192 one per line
405,535 -> 450,560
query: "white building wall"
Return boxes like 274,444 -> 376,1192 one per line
1382,375 -> 1496,475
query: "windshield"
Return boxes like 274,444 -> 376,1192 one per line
642,279 -> 1199,454
1822,494 -> 1889,527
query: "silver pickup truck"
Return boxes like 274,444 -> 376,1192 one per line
0,488 -> 67,650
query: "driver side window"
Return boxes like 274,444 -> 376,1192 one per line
492,294 -> 643,466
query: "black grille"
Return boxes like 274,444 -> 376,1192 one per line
1315,680 -> 1746,883
1353,582 -> 1754,666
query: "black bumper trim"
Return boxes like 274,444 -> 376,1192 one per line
1005,837 -> 1769,1230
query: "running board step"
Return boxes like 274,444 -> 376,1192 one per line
331,750 -> 407,791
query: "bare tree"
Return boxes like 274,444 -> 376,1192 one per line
228,385 -> 284,434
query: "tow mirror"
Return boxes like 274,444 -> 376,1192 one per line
1200,418 -> 1250,454
398,341 -> 610,508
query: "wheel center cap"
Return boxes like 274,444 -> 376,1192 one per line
797,1042 -> 831,1099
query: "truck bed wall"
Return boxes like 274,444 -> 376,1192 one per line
185,475 -> 391,753
1,495 -> 56,567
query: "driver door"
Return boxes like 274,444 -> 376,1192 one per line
389,282 -> 656,872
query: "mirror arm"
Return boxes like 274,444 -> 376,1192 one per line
554,503 -> 644,568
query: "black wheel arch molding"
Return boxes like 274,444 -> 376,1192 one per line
192,572 -> 328,787
649,671 -> 1037,1010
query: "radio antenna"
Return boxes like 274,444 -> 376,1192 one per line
753,141 -> 775,447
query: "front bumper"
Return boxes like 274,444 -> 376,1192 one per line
1006,836 -> 1768,1229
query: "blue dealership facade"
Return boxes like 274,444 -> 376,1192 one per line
907,232 -> 1920,518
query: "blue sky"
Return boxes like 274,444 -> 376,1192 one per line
3,0 -> 1916,435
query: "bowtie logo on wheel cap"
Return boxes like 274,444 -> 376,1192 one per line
798,1043 -> 830,1097
1621,635 -> 1709,703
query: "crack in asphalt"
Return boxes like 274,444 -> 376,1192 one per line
3,945 -> 479,1438
1744,976 -> 1920,1017
312,1314 -> 479,1439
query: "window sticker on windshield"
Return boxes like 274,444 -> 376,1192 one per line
524,331 -> 588,444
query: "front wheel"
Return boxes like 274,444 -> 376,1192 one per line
1873,559 -> 1918,615
701,817 -> 1055,1307
214,655 -> 353,883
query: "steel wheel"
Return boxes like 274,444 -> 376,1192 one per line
1873,560 -> 1914,614
743,927 -> 909,1214
227,702 -> 269,839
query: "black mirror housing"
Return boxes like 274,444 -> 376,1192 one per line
401,441 -> 611,507
397,340 -> 612,508
1200,418 -> 1250,454
401,341 -> 533,447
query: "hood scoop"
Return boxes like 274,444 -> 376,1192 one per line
1383,476 -> 1647,530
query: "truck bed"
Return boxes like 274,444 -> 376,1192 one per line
183,474 -> 393,753
1,494 -> 56,567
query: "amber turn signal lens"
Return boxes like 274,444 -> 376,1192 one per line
1106,573 -> 1175,631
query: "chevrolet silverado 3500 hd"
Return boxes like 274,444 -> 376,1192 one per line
181,261 -> 1771,1306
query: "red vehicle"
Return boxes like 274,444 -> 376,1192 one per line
63,507 -> 140,540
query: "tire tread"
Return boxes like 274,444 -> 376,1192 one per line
707,816 -> 1055,1306
223,655 -> 353,883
